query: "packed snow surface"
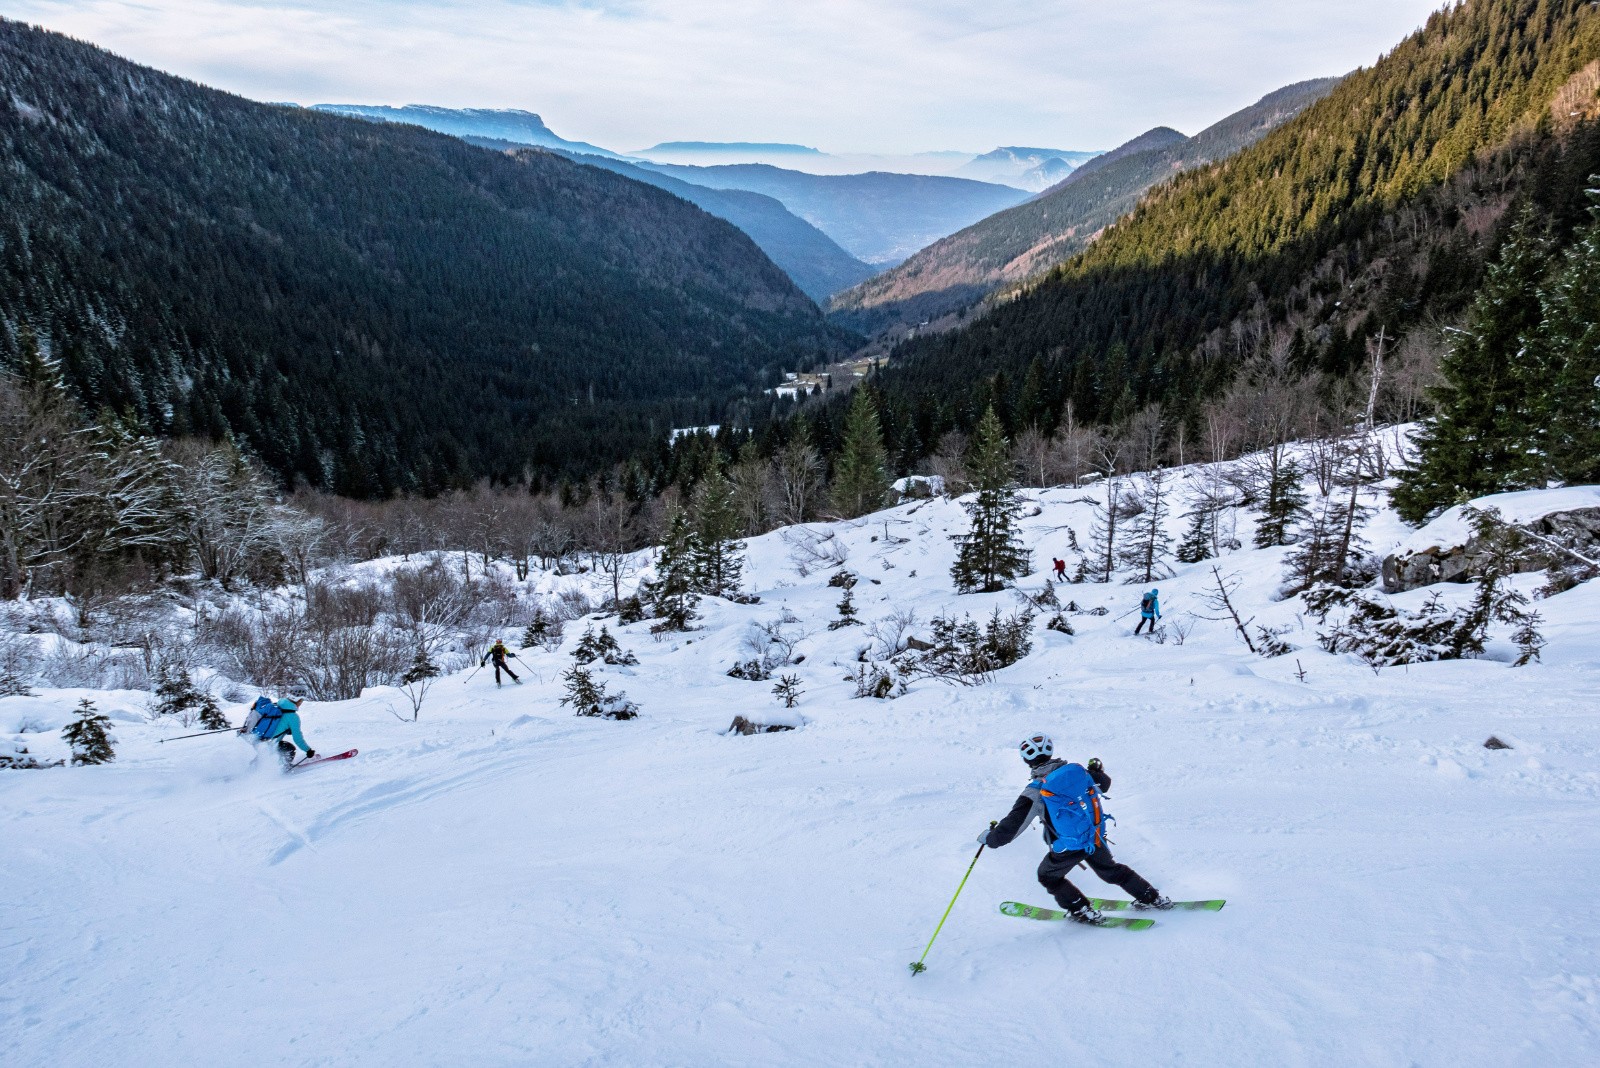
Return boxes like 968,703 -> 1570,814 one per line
5,480 -> 1600,1066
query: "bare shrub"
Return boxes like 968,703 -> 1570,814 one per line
390,556 -> 475,654
553,587 -> 598,622
37,641 -> 120,689
306,580 -> 386,630
299,627 -> 410,701
743,618 -> 805,667
201,606 -> 306,691
0,631 -> 36,695
867,608 -> 918,659
783,527 -> 848,577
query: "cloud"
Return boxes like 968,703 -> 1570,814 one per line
10,0 -> 1448,153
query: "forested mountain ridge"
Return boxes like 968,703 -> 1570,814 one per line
858,0 -> 1600,462
310,104 -> 622,158
464,139 -> 876,301
828,79 -> 1340,337
0,19 -> 843,497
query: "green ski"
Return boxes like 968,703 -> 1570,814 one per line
1089,897 -> 1226,912
999,901 -> 1155,930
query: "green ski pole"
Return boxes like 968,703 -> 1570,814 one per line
909,821 -> 995,976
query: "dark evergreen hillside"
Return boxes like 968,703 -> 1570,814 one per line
862,0 -> 1600,460
465,140 -> 877,302
0,20 -> 842,496
830,80 -> 1339,337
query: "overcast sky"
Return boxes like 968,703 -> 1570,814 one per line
10,0 -> 1447,154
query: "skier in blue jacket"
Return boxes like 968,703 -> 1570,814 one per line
980,734 -> 1170,924
242,696 -> 316,766
1134,588 -> 1161,635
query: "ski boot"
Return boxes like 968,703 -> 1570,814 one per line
1134,895 -> 1175,911
1067,905 -> 1106,926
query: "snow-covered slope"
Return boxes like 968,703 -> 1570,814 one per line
4,478 -> 1600,1065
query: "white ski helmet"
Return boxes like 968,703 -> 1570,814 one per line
1019,734 -> 1054,763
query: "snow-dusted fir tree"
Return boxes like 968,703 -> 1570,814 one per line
1119,468 -> 1174,584
642,507 -> 700,632
62,699 -> 115,765
1175,505 -> 1216,564
1253,455 -> 1308,548
830,388 -> 892,519
152,664 -> 227,729
1528,194 -> 1600,486
1392,207 -> 1551,522
951,407 -> 1030,594
560,664 -> 639,720
690,466 -> 745,597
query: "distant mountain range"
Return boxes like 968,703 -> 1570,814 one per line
310,104 -> 622,158
629,161 -> 1030,265
637,141 -> 824,160
827,78 -> 1341,336
957,146 -> 1102,191
2,22 -> 841,494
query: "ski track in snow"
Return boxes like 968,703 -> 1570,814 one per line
3,479 -> 1600,1065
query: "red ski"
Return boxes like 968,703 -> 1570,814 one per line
289,749 -> 358,772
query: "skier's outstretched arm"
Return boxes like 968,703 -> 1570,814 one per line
983,793 -> 1036,848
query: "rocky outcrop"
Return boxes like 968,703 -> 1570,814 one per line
1382,507 -> 1600,592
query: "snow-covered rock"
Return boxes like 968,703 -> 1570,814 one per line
1382,485 -> 1600,591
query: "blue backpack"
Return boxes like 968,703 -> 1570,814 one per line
1038,762 -> 1112,855
247,696 -> 285,741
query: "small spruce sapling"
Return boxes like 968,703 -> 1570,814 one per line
573,624 -> 639,666
772,674 -> 804,708
399,647 -> 440,721
829,586 -> 861,629
152,664 -> 227,729
560,664 -> 639,720
521,609 -> 561,650
62,699 -> 115,765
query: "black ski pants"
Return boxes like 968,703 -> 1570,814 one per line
1038,844 -> 1158,912
1134,615 -> 1157,634
491,659 -> 518,684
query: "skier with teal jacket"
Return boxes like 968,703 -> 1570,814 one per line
241,696 -> 316,766
1134,588 -> 1161,635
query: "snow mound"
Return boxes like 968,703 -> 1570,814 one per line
1393,485 -> 1600,556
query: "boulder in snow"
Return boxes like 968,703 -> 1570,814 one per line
726,715 -> 796,736
1381,487 -> 1600,592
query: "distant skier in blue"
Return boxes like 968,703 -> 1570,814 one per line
979,734 -> 1170,925
1133,588 -> 1161,635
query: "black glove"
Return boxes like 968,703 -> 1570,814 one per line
304,749 -> 316,759
1088,758 -> 1103,774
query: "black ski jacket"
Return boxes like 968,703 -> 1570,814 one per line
985,759 -> 1112,849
